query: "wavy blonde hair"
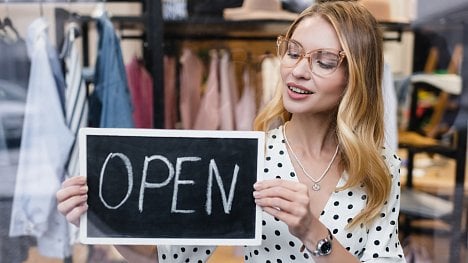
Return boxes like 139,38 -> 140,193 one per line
254,0 -> 390,228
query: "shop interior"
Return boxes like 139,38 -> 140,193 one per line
0,0 -> 466,262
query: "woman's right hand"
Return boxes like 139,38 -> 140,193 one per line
56,176 -> 88,227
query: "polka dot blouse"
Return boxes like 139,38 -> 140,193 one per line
157,126 -> 405,262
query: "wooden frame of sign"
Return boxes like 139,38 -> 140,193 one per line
79,128 -> 264,246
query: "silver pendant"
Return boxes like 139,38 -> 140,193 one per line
312,183 -> 321,191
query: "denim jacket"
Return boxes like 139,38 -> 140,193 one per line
89,14 -> 134,128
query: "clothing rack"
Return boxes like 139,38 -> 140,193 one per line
54,9 -> 145,64
1,3 -> 162,262
49,0 -> 165,128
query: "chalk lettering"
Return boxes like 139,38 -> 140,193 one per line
206,159 -> 240,215
171,157 -> 201,213
139,155 -> 174,212
99,154 -> 240,215
99,152 -> 133,210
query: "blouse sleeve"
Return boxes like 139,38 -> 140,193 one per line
157,245 -> 216,262
360,149 -> 406,262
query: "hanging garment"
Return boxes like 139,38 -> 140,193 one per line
235,66 -> 256,130
0,120 -> 9,165
0,38 -> 30,90
88,14 -> 134,128
219,49 -> 236,130
193,50 -> 220,130
62,22 -> 89,179
9,18 -> 74,259
228,54 -> 239,115
260,56 -> 281,108
0,32 -> 32,263
126,55 -> 154,128
164,55 -> 177,129
0,200 -> 31,263
179,48 -> 203,129
0,39 -> 29,150
45,22 -> 90,254
382,63 -> 398,151
48,40 -> 67,117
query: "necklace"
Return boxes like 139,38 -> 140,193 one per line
283,122 -> 339,191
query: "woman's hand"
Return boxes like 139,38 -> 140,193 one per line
253,179 -> 315,241
56,176 -> 88,226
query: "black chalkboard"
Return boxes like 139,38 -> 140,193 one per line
79,128 -> 264,246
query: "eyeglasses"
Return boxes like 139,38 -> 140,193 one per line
277,36 -> 346,77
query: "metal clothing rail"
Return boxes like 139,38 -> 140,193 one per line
54,8 -> 145,65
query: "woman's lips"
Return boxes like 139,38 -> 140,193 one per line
287,85 -> 314,94
286,85 -> 314,100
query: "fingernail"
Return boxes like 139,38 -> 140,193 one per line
253,191 -> 259,198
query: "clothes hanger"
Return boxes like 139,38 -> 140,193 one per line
3,17 -> 21,41
92,0 -> 110,18
2,0 -> 21,42
60,22 -> 81,59
60,0 -> 82,59
0,20 -> 7,41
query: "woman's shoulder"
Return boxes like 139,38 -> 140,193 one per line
380,147 -> 401,164
265,126 -> 283,142
380,146 -> 402,180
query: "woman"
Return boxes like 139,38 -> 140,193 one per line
57,0 -> 405,262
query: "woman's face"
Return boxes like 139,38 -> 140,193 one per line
280,15 -> 347,116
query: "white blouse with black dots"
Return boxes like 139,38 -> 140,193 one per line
157,126 -> 406,262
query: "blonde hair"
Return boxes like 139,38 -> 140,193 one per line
253,0 -> 390,228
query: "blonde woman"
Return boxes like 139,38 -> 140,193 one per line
57,0 -> 405,262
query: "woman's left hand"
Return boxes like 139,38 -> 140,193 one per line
253,179 -> 315,241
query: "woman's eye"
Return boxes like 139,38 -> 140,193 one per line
287,52 -> 301,59
316,60 -> 336,69
314,53 -> 339,69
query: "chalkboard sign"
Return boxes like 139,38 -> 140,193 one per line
79,128 -> 264,246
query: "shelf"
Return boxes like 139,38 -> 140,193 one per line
164,18 -> 291,41
164,18 -> 410,42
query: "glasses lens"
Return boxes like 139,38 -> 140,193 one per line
311,51 -> 341,76
278,39 -> 303,68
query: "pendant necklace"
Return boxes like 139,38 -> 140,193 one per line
283,122 -> 339,191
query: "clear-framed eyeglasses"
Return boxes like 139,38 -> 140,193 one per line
277,35 -> 346,77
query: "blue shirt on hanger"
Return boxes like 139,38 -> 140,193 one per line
89,13 -> 134,128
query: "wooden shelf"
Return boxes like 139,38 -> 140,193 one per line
164,18 -> 410,42
164,18 -> 291,41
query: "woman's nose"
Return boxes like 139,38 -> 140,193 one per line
291,57 -> 312,79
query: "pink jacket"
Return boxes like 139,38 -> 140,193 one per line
179,48 -> 203,129
193,50 -> 220,130
126,56 -> 153,128
164,55 -> 177,129
235,66 -> 256,130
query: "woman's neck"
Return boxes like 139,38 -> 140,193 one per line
286,115 -> 337,155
